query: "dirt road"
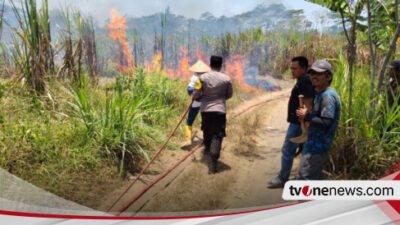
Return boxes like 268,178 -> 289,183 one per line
102,82 -> 300,216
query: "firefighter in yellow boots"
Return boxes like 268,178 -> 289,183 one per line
183,60 -> 211,146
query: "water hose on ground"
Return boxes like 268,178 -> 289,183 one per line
115,143 -> 202,216
106,100 -> 194,212
111,93 -> 290,215
232,94 -> 289,118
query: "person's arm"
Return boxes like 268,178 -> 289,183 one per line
299,77 -> 314,114
192,77 -> 202,100
303,98 -> 313,114
304,114 -> 334,130
187,86 -> 194,95
226,80 -> 233,100
187,75 -> 197,95
298,107 -> 334,130
302,94 -> 336,130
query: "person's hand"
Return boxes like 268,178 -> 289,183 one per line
305,121 -> 310,129
296,106 -> 307,121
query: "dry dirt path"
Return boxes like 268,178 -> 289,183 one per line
101,81 -> 301,216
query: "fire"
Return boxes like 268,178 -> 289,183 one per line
225,54 -> 256,92
165,68 -> 175,78
145,51 -> 176,78
106,9 -> 134,74
143,46 -> 264,92
177,47 -> 192,80
151,51 -> 163,73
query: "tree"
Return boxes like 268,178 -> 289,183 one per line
160,7 -> 168,69
375,0 -> 400,94
366,0 -> 377,115
307,0 -> 364,121
354,0 -> 400,109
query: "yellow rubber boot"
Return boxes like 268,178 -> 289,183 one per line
184,125 -> 192,144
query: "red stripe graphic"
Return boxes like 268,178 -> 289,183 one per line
0,202 -> 303,220
386,172 -> 400,215
375,166 -> 400,224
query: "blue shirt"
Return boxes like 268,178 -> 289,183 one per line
303,87 -> 341,155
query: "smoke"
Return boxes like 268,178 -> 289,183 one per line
244,66 -> 281,91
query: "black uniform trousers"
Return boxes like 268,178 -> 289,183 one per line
201,112 -> 227,161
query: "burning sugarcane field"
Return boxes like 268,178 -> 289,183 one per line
1,0 -> 400,218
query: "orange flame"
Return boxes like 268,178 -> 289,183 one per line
165,68 -> 175,78
143,45 -> 261,94
151,51 -> 163,73
225,55 -> 256,92
106,9 -> 134,74
177,47 -> 192,80
145,51 -> 177,78
145,48 -> 258,92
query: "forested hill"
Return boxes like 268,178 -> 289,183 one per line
1,3 -> 339,42
123,4 -> 310,38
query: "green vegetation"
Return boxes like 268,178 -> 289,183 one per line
7,0 -> 54,93
68,70 -> 187,175
0,70 -> 188,205
1,0 -> 400,207
204,28 -> 344,77
306,0 -> 400,179
328,51 -> 400,179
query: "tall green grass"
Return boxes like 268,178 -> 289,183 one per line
67,70 -> 187,175
7,0 -> 54,93
328,51 -> 400,179
0,68 -> 188,205
0,79 -> 119,206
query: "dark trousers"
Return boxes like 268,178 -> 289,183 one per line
186,106 -> 200,126
201,112 -> 227,161
297,153 -> 328,180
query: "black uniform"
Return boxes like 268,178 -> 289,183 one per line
287,75 -> 314,124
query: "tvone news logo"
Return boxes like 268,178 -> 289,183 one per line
288,184 -> 394,197
290,185 -> 313,197
288,185 -> 366,197
284,181 -> 398,200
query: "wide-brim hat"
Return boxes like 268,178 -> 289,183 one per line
189,60 -> 211,73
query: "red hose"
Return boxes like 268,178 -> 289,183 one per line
106,100 -> 193,212
110,93 -> 289,214
115,143 -> 202,216
232,95 -> 289,118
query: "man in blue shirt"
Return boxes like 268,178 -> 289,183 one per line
296,60 -> 341,180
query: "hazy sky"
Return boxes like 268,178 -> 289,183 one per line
42,0 -> 330,25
